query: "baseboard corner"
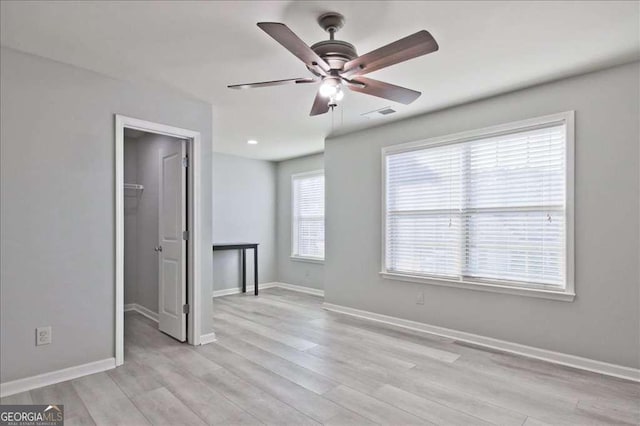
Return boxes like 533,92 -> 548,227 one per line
124,303 -> 158,323
199,332 -> 217,345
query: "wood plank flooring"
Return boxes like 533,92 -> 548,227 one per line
2,288 -> 639,425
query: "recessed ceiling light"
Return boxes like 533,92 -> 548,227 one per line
247,139 -> 258,145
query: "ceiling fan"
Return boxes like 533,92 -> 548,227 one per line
228,12 -> 439,116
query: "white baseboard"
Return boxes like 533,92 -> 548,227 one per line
212,282 -> 324,298
124,303 -> 158,323
199,332 -> 217,345
258,282 -> 278,290
0,358 -> 116,397
212,287 -> 243,298
271,282 -> 325,297
323,302 -> 640,383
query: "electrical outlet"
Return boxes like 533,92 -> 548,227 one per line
416,290 -> 425,305
36,326 -> 51,346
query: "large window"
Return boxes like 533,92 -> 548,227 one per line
292,170 -> 325,261
382,112 -> 574,300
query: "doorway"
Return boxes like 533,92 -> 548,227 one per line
115,115 -> 202,366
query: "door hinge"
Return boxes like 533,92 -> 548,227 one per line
182,230 -> 189,240
182,156 -> 189,168
183,304 -> 189,314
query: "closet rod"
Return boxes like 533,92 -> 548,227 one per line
124,183 -> 144,190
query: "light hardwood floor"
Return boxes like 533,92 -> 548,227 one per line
2,288 -> 639,425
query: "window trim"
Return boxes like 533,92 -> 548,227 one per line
381,111 -> 575,302
291,169 -> 325,263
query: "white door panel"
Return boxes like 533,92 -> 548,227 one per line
158,140 -> 187,341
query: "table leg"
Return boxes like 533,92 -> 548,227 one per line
241,248 -> 246,293
254,246 -> 258,295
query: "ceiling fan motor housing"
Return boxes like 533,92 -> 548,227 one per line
308,12 -> 358,72
309,40 -> 358,72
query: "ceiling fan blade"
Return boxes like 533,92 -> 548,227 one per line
346,76 -> 421,104
310,91 -> 330,116
257,22 -> 331,74
342,30 -> 438,77
228,77 -> 316,89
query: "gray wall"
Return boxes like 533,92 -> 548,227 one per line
325,62 -> 640,368
0,47 -> 214,383
124,134 -> 182,313
276,154 -> 325,290
212,153 -> 277,292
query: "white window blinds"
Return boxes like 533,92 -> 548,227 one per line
385,121 -> 568,290
292,171 -> 325,260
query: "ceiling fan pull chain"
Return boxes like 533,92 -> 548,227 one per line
331,106 -> 335,131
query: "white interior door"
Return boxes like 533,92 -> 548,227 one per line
158,140 -> 187,341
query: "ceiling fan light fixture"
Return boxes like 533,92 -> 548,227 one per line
334,87 -> 345,101
319,77 -> 341,98
319,82 -> 338,97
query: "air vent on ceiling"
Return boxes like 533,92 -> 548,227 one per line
361,106 -> 397,119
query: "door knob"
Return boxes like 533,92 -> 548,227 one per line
154,245 -> 163,252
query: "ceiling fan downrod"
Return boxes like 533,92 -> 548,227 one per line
317,12 -> 345,41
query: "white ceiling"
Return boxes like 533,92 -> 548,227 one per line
1,1 -> 638,161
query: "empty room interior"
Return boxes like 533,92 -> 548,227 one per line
1,1 -> 639,425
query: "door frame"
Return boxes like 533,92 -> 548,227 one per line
115,114 -> 202,366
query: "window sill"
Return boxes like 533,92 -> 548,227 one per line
291,255 -> 324,265
380,272 -> 575,302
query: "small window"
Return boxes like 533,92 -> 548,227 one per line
382,112 -> 574,300
292,170 -> 325,261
